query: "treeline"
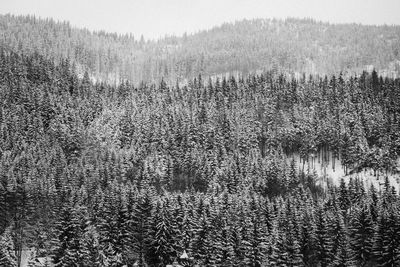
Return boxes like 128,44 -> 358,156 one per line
1,14 -> 400,83
0,49 -> 400,266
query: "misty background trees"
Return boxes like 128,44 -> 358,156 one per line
1,14 -> 400,84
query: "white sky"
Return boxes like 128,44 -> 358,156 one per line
1,0 -> 400,40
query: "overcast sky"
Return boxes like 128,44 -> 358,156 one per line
1,0 -> 400,40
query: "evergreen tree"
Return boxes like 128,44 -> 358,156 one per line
0,227 -> 17,267
315,206 -> 333,267
148,201 -> 175,266
350,204 -> 374,266
329,214 -> 354,267
131,189 -> 153,266
373,208 -> 400,267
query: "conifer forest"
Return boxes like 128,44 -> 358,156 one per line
1,11 -> 400,267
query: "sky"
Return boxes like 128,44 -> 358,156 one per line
1,0 -> 400,40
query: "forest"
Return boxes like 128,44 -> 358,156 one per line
0,40 -> 400,267
1,14 -> 400,84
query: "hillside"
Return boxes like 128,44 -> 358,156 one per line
1,14 -> 400,83
1,48 -> 400,266
2,13 -> 400,267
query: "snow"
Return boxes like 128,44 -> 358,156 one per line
287,152 -> 400,193
180,250 -> 189,259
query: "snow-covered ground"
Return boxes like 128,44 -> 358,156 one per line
20,249 -> 31,267
287,151 -> 400,193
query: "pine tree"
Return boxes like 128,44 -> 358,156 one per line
131,189 -> 153,266
349,204 -> 374,266
114,194 -> 131,263
237,211 -> 252,266
52,201 -> 74,265
59,205 -> 87,266
218,218 -> 235,266
192,215 -> 212,265
286,219 -> 303,267
268,220 -> 283,266
373,208 -> 400,267
80,225 -> 103,267
247,205 -> 268,266
0,227 -> 17,267
299,212 -> 317,266
181,209 -> 195,257
149,201 -> 175,266
315,206 -> 333,267
170,195 -> 185,255
329,214 -> 354,267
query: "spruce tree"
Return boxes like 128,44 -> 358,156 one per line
131,189 -> 153,266
373,209 -> 400,267
329,214 -> 354,267
315,206 -> 333,267
349,204 -> 374,266
149,201 -> 175,266
0,227 -> 17,267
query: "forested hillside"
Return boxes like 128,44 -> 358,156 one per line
1,46 -> 400,266
1,14 -> 400,84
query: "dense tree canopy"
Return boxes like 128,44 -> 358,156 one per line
0,45 -> 400,266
